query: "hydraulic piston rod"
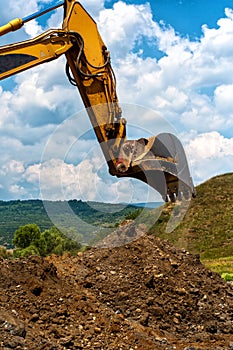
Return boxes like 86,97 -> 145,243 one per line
0,1 -> 64,36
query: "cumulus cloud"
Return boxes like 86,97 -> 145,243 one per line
0,159 -> 27,199
23,155 -> 159,203
186,131 -> 233,183
0,61 -> 81,131
98,1 -> 156,56
214,84 -> 233,127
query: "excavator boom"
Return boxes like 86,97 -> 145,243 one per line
0,0 -> 196,202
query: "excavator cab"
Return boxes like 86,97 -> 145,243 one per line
0,0 -> 196,203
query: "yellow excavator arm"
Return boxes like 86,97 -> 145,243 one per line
0,0 -> 196,202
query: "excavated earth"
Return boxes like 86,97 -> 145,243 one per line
0,226 -> 233,349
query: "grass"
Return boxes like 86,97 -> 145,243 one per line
150,173 -> 233,276
203,256 -> 233,280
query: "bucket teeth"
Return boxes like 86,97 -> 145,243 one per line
165,182 -> 195,202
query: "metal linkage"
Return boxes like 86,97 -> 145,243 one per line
0,1 -> 64,36
22,1 -> 64,23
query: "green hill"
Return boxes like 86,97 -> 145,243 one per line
0,199 -> 139,249
150,172 -> 233,275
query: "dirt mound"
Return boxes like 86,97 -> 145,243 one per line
0,232 -> 233,349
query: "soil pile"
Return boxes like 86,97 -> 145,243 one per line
0,231 -> 233,349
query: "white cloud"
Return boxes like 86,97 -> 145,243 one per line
29,156 -> 160,203
214,84 -> 233,120
0,159 -> 28,199
0,60 -> 81,129
24,20 -> 43,38
9,184 -> 26,195
186,131 -> 233,183
1,160 -> 24,175
187,131 -> 233,159
201,8 -> 233,58
98,1 -> 156,57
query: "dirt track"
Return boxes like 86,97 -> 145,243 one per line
0,230 -> 233,349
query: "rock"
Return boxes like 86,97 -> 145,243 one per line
149,306 -> 163,318
118,291 -> 129,300
140,312 -> 149,326
29,313 -> 39,322
175,287 -> 187,295
173,316 -> 180,324
145,275 -> 155,289
3,336 -> 25,349
30,284 -> 43,296
205,321 -> 218,334
60,336 -> 74,347
222,321 -> 233,333
94,326 -> 101,333
0,310 -> 26,338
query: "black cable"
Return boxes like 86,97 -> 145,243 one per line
65,62 -> 77,86
67,32 -> 110,79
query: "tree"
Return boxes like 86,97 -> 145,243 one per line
42,227 -> 63,255
42,226 -> 81,255
36,235 -> 47,257
13,224 -> 41,249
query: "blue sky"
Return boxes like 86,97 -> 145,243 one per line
151,0 -> 231,37
0,0 -> 232,202
106,0 -> 232,38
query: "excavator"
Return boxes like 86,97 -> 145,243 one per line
0,0 -> 196,203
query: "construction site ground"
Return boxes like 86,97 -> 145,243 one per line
0,229 -> 233,350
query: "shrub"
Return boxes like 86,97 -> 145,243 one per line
125,209 -> 142,220
221,273 -> 233,282
0,246 -> 8,258
14,245 -> 40,258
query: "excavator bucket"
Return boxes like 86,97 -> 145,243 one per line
113,132 -> 196,202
